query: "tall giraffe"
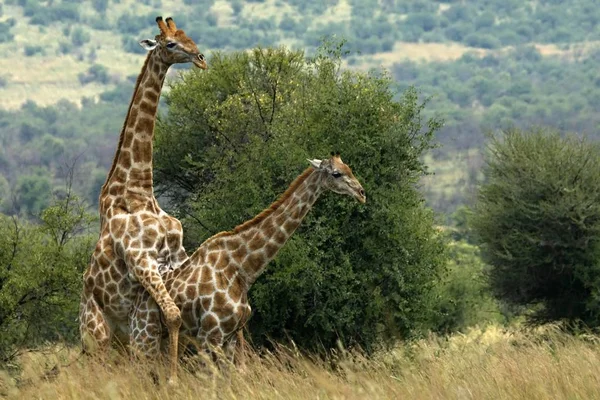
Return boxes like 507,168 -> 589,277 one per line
79,16 -> 206,382
129,153 -> 366,365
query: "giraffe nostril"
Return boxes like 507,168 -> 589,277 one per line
360,188 -> 365,197
198,54 -> 205,61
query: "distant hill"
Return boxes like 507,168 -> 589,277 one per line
2,0 -> 599,109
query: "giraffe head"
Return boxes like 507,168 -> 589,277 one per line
308,152 -> 366,204
139,16 -> 207,70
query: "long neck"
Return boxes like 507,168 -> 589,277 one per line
100,49 -> 168,199
221,168 -> 324,285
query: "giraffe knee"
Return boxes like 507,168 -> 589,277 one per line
164,306 -> 182,329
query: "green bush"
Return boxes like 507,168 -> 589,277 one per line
0,191 -> 95,365
78,64 -> 110,85
430,238 -> 505,333
472,128 -> 600,326
92,0 -> 108,13
154,43 -> 446,352
58,41 -> 73,54
464,33 -> 501,49
24,44 -> 44,56
122,36 -> 146,54
0,20 -> 14,43
116,13 -> 152,34
405,12 -> 438,32
71,26 -> 90,47
230,0 -> 243,15
13,170 -> 52,215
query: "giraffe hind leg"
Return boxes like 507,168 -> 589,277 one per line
129,289 -> 163,360
79,290 -> 111,361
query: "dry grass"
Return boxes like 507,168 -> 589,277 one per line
3,325 -> 600,399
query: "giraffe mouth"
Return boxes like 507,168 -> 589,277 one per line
354,188 -> 366,204
193,55 -> 207,70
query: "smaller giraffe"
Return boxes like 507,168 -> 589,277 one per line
129,153 -> 366,366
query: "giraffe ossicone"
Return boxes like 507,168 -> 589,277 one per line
78,16 -> 206,383
129,153 -> 366,366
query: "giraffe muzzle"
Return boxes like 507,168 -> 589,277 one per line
355,187 -> 366,204
193,54 -> 207,70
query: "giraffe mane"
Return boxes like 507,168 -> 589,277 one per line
100,52 -> 153,196
210,167 -> 315,239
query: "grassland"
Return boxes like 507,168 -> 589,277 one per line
3,325 -> 600,399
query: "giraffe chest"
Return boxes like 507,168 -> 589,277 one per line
179,299 -> 250,341
174,266 -> 251,340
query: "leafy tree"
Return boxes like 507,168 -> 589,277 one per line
472,128 -> 600,326
24,44 -> 44,56
92,0 -> 108,13
230,0 -> 243,15
0,175 -> 9,212
430,238 -> 505,334
122,36 -> 146,54
0,19 -> 14,43
0,184 -> 95,365
116,12 -> 152,34
71,26 -> 91,47
78,64 -> 110,85
155,43 -> 446,352
14,170 -> 52,215
406,12 -> 438,32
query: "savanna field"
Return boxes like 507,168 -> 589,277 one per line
3,0 -> 600,398
3,325 -> 600,399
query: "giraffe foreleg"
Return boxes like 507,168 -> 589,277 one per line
224,332 -> 238,365
233,330 -> 248,371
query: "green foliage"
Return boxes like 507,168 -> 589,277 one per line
70,26 -> 90,47
0,95 -> 127,210
14,169 -> 52,215
4,0 -> 600,223
471,128 -> 600,326
25,0 -> 80,26
117,12 -> 155,35
406,12 -> 438,33
429,238 -> 505,333
155,43 -> 446,352
464,33 -> 501,49
122,36 -> 146,54
78,64 -> 110,85
58,41 -> 73,55
0,189 -> 95,364
0,19 -> 14,43
92,0 -> 108,13
392,47 -> 600,152
230,0 -> 243,15
23,44 -> 44,56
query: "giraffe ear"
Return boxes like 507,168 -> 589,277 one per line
307,159 -> 323,169
139,39 -> 158,51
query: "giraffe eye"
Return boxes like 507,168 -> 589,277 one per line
332,171 -> 342,178
166,42 -> 178,49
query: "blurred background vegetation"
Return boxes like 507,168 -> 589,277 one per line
1,0 -> 600,366
1,0 -> 599,216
